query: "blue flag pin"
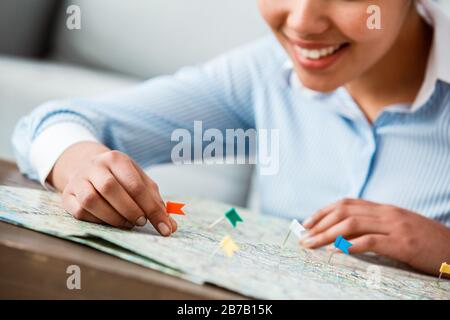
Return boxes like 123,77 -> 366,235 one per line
328,235 -> 353,264
334,235 -> 352,254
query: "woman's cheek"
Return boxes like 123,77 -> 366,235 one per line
258,0 -> 287,30
352,11 -> 405,70
340,3 -> 405,44
336,9 -> 377,42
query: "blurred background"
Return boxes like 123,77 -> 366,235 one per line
0,0 -> 269,207
0,0 -> 268,160
0,0 -> 449,207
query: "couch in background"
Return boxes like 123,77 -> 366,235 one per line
0,0 -> 269,207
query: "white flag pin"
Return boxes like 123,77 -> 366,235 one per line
290,219 -> 306,238
282,219 -> 307,247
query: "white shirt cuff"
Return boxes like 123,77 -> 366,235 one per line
29,123 -> 99,189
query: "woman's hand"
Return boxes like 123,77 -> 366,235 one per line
48,141 -> 177,236
302,199 -> 450,275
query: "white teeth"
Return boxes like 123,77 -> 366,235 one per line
296,44 -> 342,60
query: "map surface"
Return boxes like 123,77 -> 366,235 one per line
0,186 -> 448,299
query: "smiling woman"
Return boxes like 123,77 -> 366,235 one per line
258,0 -> 428,109
12,0 -> 450,276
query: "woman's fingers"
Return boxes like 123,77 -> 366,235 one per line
304,198 -> 381,229
89,166 -> 147,227
347,234 -> 391,255
308,204 -> 375,236
300,216 -> 389,249
303,202 -> 337,229
71,180 -> 132,229
129,158 -> 178,233
169,216 -> 178,233
105,151 -> 173,236
63,191 -> 104,224
61,150 -> 178,236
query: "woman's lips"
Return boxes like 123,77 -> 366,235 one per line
290,42 -> 350,71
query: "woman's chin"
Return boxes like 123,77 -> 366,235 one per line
299,77 -> 341,93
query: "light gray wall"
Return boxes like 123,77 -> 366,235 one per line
440,0 -> 450,11
0,0 -> 268,161
51,0 -> 269,78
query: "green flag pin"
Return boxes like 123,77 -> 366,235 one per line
225,208 -> 243,228
208,207 -> 244,229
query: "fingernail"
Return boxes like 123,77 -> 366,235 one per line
169,217 -> 178,230
158,222 -> 171,236
302,236 -> 315,246
136,216 -> 147,226
299,231 -> 310,241
303,217 -> 312,227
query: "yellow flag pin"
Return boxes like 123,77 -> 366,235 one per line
219,235 -> 239,257
438,262 -> 450,282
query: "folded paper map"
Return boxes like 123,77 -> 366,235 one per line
0,186 -> 448,299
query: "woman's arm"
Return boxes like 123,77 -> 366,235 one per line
12,39 -> 271,182
11,35 -> 284,232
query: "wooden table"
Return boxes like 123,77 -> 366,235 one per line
0,159 -> 243,299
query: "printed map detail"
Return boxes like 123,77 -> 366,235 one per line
0,186 -> 448,299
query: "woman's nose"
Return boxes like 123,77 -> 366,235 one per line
286,0 -> 330,37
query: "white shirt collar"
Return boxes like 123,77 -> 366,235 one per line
412,0 -> 450,110
284,0 -> 450,112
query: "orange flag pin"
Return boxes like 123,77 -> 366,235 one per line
166,201 -> 185,215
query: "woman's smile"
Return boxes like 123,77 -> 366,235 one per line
287,37 -> 351,71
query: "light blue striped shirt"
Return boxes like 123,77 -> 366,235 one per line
12,6 -> 450,227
